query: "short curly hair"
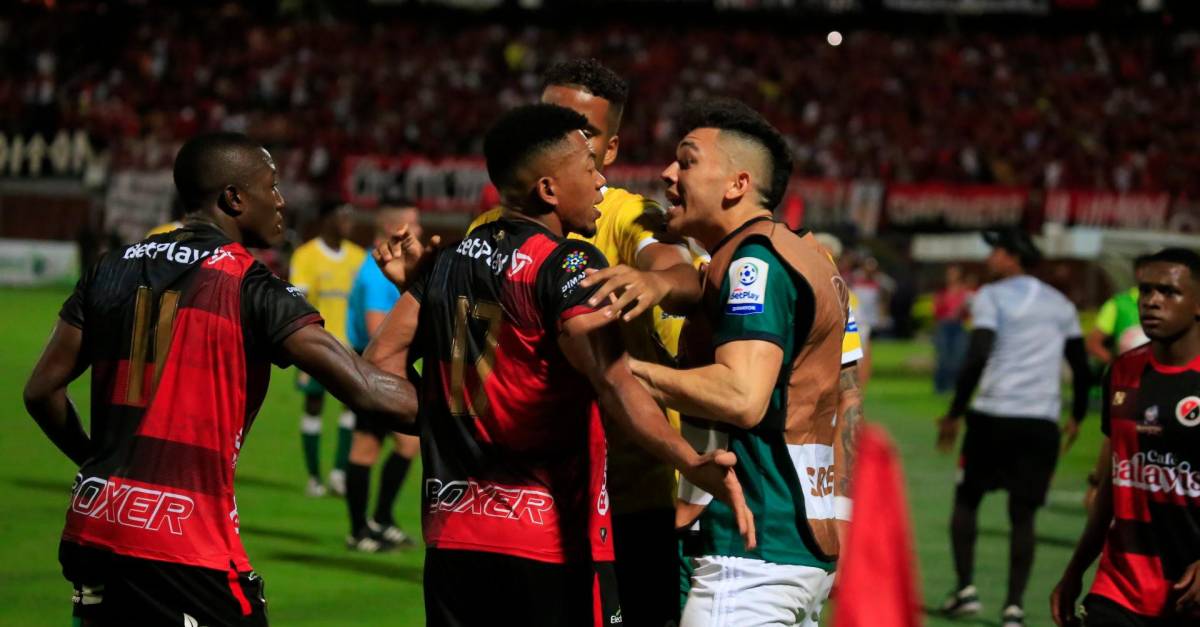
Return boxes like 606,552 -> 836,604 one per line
484,103 -> 589,194
679,98 -> 794,210
542,58 -> 629,108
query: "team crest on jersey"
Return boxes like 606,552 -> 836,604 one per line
1145,405 -> 1159,424
561,251 -> 589,273
1176,396 -> 1200,427
726,257 -> 768,315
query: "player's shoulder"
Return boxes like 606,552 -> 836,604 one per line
292,238 -> 319,259
1111,344 -> 1155,383
601,186 -> 664,224
467,206 -> 505,233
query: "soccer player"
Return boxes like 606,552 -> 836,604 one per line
290,202 -> 366,497
628,99 -> 863,627
1087,279 -> 1149,366
22,132 -> 418,626
367,103 -> 753,627
343,201 -> 423,552
468,59 -> 704,626
936,228 -> 1091,627
1051,247 -> 1200,626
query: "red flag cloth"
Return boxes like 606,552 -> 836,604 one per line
834,424 -> 923,627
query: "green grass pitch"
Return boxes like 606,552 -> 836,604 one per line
0,286 -> 1100,625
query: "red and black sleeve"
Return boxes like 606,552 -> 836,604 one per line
535,240 -> 609,323
241,262 -> 323,367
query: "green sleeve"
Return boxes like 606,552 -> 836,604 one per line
713,242 -> 799,349
1094,297 -> 1117,336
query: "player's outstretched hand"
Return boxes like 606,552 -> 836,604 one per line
1049,571 -> 1083,627
1173,560 -> 1200,616
680,449 -> 756,551
373,226 -> 441,289
581,265 -> 670,322
1061,417 -> 1081,453
935,416 -> 960,453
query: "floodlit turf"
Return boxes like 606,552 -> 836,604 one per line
1,286 -> 1101,625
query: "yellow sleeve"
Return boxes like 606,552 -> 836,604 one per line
613,196 -> 663,266
467,207 -> 504,234
289,245 -> 316,303
842,306 -> 864,365
145,221 -> 181,238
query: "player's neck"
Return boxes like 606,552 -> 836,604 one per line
320,233 -> 343,251
701,205 -> 773,253
185,211 -> 241,244
1152,325 -> 1200,367
501,207 -> 564,238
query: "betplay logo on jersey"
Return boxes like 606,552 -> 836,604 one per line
726,257 -> 768,315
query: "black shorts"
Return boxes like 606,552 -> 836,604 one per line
61,542 -> 267,627
1083,594 -> 1173,627
612,508 -> 681,627
353,411 -> 394,440
957,411 -> 1060,507
423,548 -> 620,627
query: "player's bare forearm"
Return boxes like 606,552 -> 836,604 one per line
638,242 -> 700,313
24,320 -> 91,466
834,363 -> 864,500
652,262 -> 703,313
560,316 -> 698,470
286,324 -> 418,432
364,292 -> 420,378
631,339 -> 782,429
633,361 -> 747,424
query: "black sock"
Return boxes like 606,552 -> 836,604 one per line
373,452 -> 412,527
345,463 -> 371,536
1006,499 -> 1037,608
950,502 -> 979,591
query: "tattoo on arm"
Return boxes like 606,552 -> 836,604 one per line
837,365 -> 864,497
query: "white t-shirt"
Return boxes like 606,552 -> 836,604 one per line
969,275 -> 1082,421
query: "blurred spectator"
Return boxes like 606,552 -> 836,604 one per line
4,5 -> 1200,195
932,265 -> 974,393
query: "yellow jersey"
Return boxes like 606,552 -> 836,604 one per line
145,221 -> 183,238
469,187 -> 684,512
288,238 -> 366,346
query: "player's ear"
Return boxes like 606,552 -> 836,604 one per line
603,135 -> 619,168
723,169 -> 752,205
534,175 -> 558,208
217,185 -> 242,217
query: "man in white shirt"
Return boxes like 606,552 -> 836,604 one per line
935,229 -> 1091,627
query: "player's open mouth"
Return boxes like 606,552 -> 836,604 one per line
665,189 -> 684,212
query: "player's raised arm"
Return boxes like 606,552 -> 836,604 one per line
24,319 -> 92,466
558,314 -> 756,550
364,291 -> 422,379
581,240 -> 701,321
282,324 -> 418,434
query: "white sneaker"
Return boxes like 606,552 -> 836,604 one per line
305,477 -> 327,498
328,469 -> 346,497
1001,604 -> 1024,627
368,520 -> 416,548
940,585 -> 981,616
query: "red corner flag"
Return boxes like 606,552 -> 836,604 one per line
834,425 -> 922,627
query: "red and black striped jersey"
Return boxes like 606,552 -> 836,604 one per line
409,216 -> 613,565
1093,345 -> 1200,617
58,223 -> 321,572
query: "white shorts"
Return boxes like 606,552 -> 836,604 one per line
681,555 -> 834,627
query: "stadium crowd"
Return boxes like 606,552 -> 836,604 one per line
6,4 -> 1200,195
